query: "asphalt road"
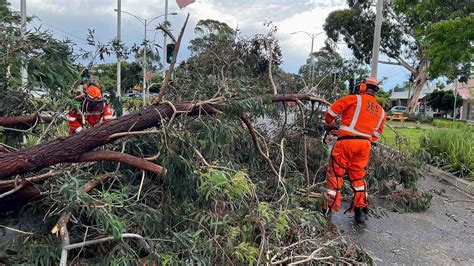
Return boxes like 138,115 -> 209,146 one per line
333,172 -> 474,265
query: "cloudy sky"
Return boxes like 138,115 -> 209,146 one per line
9,0 -> 408,90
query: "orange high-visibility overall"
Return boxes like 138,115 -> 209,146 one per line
324,93 -> 386,212
67,84 -> 115,135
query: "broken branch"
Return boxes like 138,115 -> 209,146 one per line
0,170 -> 57,189
154,14 -> 190,104
266,39 -> 278,94
76,151 -> 166,175
63,233 -> 150,251
82,174 -> 114,193
107,130 -> 162,140
240,115 -> 279,177
296,100 -> 310,193
0,114 -> 54,127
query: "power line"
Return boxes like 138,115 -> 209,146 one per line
32,19 -> 89,46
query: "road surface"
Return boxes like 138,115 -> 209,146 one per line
333,171 -> 474,265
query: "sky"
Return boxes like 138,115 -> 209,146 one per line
9,0 -> 409,90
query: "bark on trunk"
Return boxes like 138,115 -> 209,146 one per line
0,94 -> 328,180
405,61 -> 430,115
0,115 -> 54,127
77,151 -> 166,175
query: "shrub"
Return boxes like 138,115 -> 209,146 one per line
432,118 -> 471,130
407,113 -> 433,123
421,128 -> 474,180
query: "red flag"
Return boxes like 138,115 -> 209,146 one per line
176,0 -> 195,9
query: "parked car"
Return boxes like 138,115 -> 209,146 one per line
125,92 -> 142,99
388,106 -> 406,114
30,88 -> 47,98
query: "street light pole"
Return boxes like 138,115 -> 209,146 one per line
20,0 -> 28,88
310,34 -> 315,87
370,0 -> 384,78
143,22 -> 147,106
291,31 -> 323,88
162,0 -> 169,78
115,9 -> 177,106
116,0 -> 122,98
453,80 -> 458,121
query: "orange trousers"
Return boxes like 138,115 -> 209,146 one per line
324,138 -> 371,212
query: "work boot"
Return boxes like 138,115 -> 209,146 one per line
354,207 -> 367,224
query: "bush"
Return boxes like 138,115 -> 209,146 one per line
407,113 -> 433,123
432,118 -> 472,130
421,128 -> 474,180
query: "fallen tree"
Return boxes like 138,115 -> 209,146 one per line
0,94 -> 328,180
0,10 -> 431,265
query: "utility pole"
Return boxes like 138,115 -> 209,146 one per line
115,8 -> 176,106
20,0 -> 28,88
370,0 -> 384,78
309,34 -> 315,87
453,80 -> 458,121
116,0 -> 122,98
291,31 -> 323,88
143,22 -> 147,106
162,0 -> 169,78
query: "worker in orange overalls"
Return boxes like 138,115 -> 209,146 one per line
67,72 -> 115,135
322,77 -> 386,223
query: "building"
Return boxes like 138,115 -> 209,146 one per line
445,79 -> 474,121
389,83 -> 434,107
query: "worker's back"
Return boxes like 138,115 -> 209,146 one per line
329,93 -> 385,140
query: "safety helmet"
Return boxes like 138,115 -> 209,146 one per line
85,85 -> 102,100
359,77 -> 379,93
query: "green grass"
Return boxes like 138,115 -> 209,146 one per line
381,119 -> 473,181
421,127 -> 474,181
432,118 -> 472,130
381,122 -> 432,153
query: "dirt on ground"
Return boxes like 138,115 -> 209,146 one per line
333,172 -> 474,265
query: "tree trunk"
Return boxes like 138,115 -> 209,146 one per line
405,60 -> 430,115
0,103 -> 213,180
0,115 -> 54,127
0,94 -> 328,180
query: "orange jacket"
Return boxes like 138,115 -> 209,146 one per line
325,93 -> 386,141
67,102 -> 115,135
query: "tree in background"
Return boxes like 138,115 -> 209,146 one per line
0,0 -> 78,146
171,19 -> 288,101
372,88 -> 390,110
298,44 -> 369,102
90,61 -> 145,95
324,0 -> 473,115
0,0 -> 77,117
426,89 -> 462,117
134,45 -> 162,73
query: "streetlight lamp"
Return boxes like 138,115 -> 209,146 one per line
114,9 -> 177,106
291,31 -> 324,88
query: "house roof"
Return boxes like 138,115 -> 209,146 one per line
444,79 -> 474,100
389,83 -> 434,100
457,88 -> 472,100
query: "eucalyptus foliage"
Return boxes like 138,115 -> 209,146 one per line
0,16 -> 430,265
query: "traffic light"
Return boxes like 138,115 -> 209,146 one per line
166,43 -> 175,63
